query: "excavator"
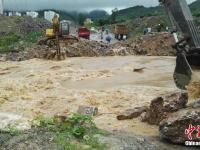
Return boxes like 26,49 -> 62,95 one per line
38,20 -> 78,60
159,0 -> 200,90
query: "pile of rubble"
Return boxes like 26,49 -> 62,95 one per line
0,15 -> 51,37
66,32 -> 175,57
16,16 -> 51,37
0,32 -> 176,61
117,91 -> 200,144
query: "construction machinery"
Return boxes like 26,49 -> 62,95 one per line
114,25 -> 129,40
38,20 -> 78,60
78,27 -> 90,39
159,0 -> 200,89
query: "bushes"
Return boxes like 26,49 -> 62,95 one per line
0,34 -> 20,53
25,31 -> 43,43
31,113 -> 108,150
0,31 -> 43,53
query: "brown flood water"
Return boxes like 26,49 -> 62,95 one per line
0,56 -> 179,136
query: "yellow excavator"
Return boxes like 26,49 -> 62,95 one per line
38,15 -> 78,59
159,0 -> 200,90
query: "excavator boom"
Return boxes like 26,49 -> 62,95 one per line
159,0 -> 200,89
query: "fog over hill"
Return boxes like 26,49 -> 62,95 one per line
4,0 -> 196,13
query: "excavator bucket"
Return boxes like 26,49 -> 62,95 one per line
174,53 -> 192,90
160,0 -> 200,89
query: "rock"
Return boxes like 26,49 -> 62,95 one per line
144,92 -> 188,125
187,99 -> 200,108
136,137 -> 145,144
159,109 -> 200,144
0,55 -> 6,61
117,106 -> 148,120
163,91 -> 188,112
77,105 -> 98,116
144,97 -> 166,125
54,113 -> 68,123
140,112 -> 147,122
133,67 -> 146,73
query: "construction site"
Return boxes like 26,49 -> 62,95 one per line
0,0 -> 200,150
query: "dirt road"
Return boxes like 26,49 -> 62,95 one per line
0,56 -> 177,136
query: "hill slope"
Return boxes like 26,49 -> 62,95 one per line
190,0 -> 200,16
116,0 -> 199,22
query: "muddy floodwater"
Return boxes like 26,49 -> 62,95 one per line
0,56 -> 178,136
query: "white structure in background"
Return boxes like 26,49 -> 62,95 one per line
6,11 -> 21,17
8,12 -> 13,16
0,0 -> 3,15
15,12 -> 22,16
44,11 -> 59,22
26,11 -> 38,18
84,18 -> 93,24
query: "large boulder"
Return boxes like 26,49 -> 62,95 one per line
142,92 -> 188,125
159,109 -> 200,144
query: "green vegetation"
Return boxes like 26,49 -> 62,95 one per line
0,114 -> 108,150
25,31 -> 43,43
0,34 -> 20,53
92,0 -> 200,28
1,124 -> 22,135
110,8 -> 119,24
78,13 -> 87,26
0,31 -> 43,53
31,113 -> 108,150
190,0 -> 200,17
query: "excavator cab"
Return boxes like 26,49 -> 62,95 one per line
159,0 -> 200,89
45,21 -> 70,38
59,21 -> 70,36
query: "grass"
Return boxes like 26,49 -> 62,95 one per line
0,124 -> 22,135
0,32 -> 43,53
0,34 -> 20,53
31,113 -> 108,150
24,31 -> 43,43
0,31 -> 43,53
0,114 -> 108,150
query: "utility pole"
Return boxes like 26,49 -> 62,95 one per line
0,0 -> 3,15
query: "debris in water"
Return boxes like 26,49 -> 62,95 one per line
187,81 -> 200,100
133,67 -> 146,73
77,105 -> 98,116
117,106 -> 148,120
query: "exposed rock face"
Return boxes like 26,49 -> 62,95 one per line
142,92 -> 188,125
117,106 -> 148,120
159,109 -> 200,144
162,92 -> 188,112
142,97 -> 165,125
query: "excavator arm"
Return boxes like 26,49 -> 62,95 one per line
159,0 -> 200,89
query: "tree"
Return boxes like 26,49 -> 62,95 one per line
78,13 -> 87,26
110,8 -> 118,24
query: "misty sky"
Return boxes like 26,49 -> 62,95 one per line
4,0 -> 197,13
